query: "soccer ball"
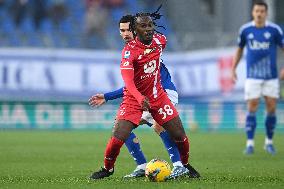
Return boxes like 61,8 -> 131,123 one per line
145,158 -> 171,182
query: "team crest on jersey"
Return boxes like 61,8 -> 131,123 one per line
123,61 -> 129,66
144,60 -> 156,73
124,51 -> 130,58
248,33 -> 254,39
264,32 -> 271,39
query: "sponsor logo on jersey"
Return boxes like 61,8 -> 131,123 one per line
124,51 -> 130,58
248,40 -> 270,50
144,60 -> 156,73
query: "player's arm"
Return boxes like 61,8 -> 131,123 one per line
120,47 -> 150,111
121,67 -> 150,111
280,68 -> 284,80
231,47 -> 244,83
231,27 -> 246,83
88,87 -> 124,107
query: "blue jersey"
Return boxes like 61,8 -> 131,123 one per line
104,62 -> 176,101
160,62 -> 177,91
238,21 -> 284,79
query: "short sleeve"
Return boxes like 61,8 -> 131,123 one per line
120,45 -> 136,71
238,27 -> 246,48
153,33 -> 167,50
275,26 -> 284,48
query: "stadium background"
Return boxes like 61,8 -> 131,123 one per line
0,0 -> 284,188
0,0 -> 283,130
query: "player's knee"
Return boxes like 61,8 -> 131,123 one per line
247,100 -> 259,112
112,120 -> 134,141
153,123 -> 165,135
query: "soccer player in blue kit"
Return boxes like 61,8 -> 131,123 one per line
89,15 -> 199,178
231,1 -> 284,155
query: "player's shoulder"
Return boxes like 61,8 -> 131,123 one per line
239,21 -> 254,34
266,21 -> 283,34
153,33 -> 167,44
123,40 -> 138,51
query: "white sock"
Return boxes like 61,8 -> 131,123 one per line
137,163 -> 147,170
265,138 -> 273,145
246,139 -> 254,147
173,161 -> 183,167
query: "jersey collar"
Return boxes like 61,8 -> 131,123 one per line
252,20 -> 268,27
135,37 -> 153,48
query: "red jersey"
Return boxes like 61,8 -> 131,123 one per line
120,33 -> 167,106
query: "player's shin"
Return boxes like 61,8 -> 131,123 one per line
104,136 -> 124,170
159,131 -> 182,166
174,135 -> 189,165
245,112 -> 257,146
265,113 -> 276,143
125,132 -> 147,166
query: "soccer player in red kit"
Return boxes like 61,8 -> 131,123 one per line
90,13 -> 199,180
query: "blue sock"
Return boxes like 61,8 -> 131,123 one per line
159,131 -> 181,164
265,113 -> 276,140
125,132 -> 147,166
245,112 -> 256,140
146,122 -> 153,127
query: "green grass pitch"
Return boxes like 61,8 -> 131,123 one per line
0,130 -> 283,189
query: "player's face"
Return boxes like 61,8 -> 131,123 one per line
252,5 -> 267,24
135,16 -> 154,45
119,22 -> 134,43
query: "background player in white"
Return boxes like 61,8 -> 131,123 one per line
231,0 -> 284,155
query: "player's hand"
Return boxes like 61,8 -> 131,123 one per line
231,69 -> 238,83
141,97 -> 150,111
88,94 -> 106,107
280,68 -> 284,80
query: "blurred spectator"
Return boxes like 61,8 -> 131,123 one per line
31,0 -> 47,30
49,0 -> 68,29
103,0 -> 124,9
84,0 -> 109,48
0,0 -> 5,7
11,0 -> 29,28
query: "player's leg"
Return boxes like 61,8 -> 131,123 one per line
152,122 -> 182,167
262,79 -> 279,154
151,96 -> 200,179
263,96 -> 277,154
162,116 -> 200,179
123,131 -> 147,178
90,120 -> 136,179
243,79 -> 262,154
244,98 -> 259,154
123,111 -> 153,178
142,110 -> 182,167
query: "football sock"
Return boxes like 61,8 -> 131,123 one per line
174,136 -> 189,165
125,132 -> 147,166
146,122 -> 153,127
246,139 -> 254,147
104,136 -> 124,170
265,113 -> 276,140
245,112 -> 256,141
159,131 -> 181,164
136,163 -> 147,170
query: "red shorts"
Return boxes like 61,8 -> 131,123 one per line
116,93 -> 179,126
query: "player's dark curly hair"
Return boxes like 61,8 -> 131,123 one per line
119,14 -> 133,25
129,4 -> 165,37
